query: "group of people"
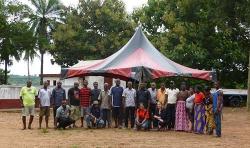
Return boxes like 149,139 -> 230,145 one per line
19,79 -> 223,137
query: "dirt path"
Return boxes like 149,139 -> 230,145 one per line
0,107 -> 250,148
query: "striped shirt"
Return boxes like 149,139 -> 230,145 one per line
79,87 -> 91,107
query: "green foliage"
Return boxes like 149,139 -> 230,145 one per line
133,0 -> 249,88
27,0 -> 65,84
0,68 -> 8,84
52,0 -> 134,67
0,0 -> 35,84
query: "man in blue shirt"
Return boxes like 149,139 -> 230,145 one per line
52,81 -> 66,127
212,81 -> 223,137
109,79 -> 123,128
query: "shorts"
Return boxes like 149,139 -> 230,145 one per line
22,106 -> 35,116
81,107 -> 88,117
39,106 -> 50,117
70,105 -> 80,120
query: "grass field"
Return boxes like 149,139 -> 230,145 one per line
0,107 -> 250,148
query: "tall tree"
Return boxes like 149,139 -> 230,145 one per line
51,0 -> 134,67
27,0 -> 64,84
0,0 -> 34,84
23,42 -> 38,80
132,0 -> 249,89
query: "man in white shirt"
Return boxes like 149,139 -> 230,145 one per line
122,81 -> 136,128
38,81 -> 52,129
165,81 -> 179,130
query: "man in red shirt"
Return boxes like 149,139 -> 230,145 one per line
79,80 -> 91,127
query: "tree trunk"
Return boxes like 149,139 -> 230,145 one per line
40,52 -> 44,85
247,50 -> 250,111
4,59 -> 8,85
27,58 -> 30,81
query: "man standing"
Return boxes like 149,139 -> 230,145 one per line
68,82 -> 80,127
52,81 -> 66,126
156,83 -> 167,107
38,81 -> 52,129
55,99 -> 75,129
136,82 -> 151,110
165,81 -> 179,130
98,83 -> 112,128
109,79 -> 123,128
148,82 -> 157,128
79,80 -> 91,127
20,80 -> 38,130
91,82 -> 101,103
123,81 -> 136,129
212,81 -> 223,137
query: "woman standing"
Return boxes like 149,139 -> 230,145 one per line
204,86 -> 216,135
175,83 -> 189,131
193,85 -> 206,134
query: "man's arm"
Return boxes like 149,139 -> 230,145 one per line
51,89 -> 55,106
63,89 -> 66,100
147,91 -> 151,111
217,91 -> 223,112
67,89 -> 72,106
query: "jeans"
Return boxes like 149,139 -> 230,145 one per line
86,115 -> 104,128
166,104 -> 176,129
136,120 -> 149,129
101,109 -> 111,127
124,107 -> 135,128
214,112 -> 221,136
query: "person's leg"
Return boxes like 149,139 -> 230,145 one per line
171,104 -> 176,129
53,106 -> 59,126
124,107 -> 129,128
39,116 -> 43,129
112,107 -> 118,128
85,115 -> 92,128
142,120 -> 149,130
97,119 -> 105,128
21,107 -> 27,130
80,107 -> 84,127
118,107 -> 123,128
102,109 -> 107,128
107,109 -> 111,128
130,107 -> 135,128
215,112 -> 221,137
39,107 -> 44,129
63,117 -> 75,128
165,104 -> 171,130
28,106 -> 35,129
45,107 -> 50,128
149,104 -> 155,129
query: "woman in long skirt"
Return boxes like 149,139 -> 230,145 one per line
193,85 -> 206,134
175,83 -> 189,131
175,101 -> 189,131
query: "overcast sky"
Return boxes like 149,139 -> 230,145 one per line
0,0 -> 147,76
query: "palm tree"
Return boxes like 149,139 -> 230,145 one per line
23,48 -> 38,80
27,0 -> 64,84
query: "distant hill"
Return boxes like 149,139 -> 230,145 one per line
8,75 -> 40,86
